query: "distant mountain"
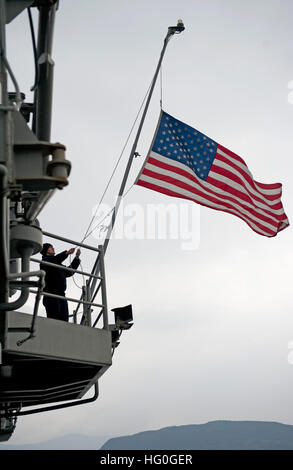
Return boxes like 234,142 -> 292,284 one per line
101,421 -> 293,450
2,421 -> 293,450
0,433 -> 108,450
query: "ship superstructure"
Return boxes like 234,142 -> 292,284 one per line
0,0 -> 183,441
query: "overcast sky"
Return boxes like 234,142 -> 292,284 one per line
4,0 -> 293,446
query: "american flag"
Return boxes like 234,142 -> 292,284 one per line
136,111 -> 289,237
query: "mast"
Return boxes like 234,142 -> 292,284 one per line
89,20 -> 185,298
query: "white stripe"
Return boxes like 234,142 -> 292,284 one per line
280,219 -> 289,229
209,168 -> 281,209
217,148 -> 253,179
150,150 -> 197,176
149,152 -> 283,212
217,148 -> 281,196
145,161 -> 284,221
139,173 -> 272,236
254,181 -> 281,194
213,157 -> 282,205
139,173 -> 276,235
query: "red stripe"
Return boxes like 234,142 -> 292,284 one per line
140,168 -> 279,229
217,143 -> 248,166
149,156 -> 281,206
254,180 -> 282,190
211,163 -> 281,205
206,174 -> 285,218
136,179 -> 276,237
214,152 -> 281,200
217,144 -> 282,190
146,156 -> 284,218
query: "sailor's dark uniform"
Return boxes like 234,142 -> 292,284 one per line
41,251 -> 80,321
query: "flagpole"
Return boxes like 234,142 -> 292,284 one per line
104,19 -> 185,252
89,20 -> 185,296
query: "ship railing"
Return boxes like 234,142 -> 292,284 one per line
29,231 -> 108,330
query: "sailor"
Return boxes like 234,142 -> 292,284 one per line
40,243 -> 81,321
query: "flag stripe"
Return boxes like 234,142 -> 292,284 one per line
148,153 -> 284,215
217,145 -> 282,192
207,173 -> 283,211
143,162 -> 286,225
141,167 -> 280,232
216,148 -> 281,196
137,176 -> 275,237
143,171 -> 289,235
211,159 -> 282,205
149,151 -> 281,207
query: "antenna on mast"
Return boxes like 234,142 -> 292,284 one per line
168,19 -> 185,34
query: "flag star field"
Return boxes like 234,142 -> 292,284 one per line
153,112 -> 217,180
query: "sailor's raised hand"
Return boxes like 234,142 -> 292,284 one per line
76,248 -> 81,258
67,247 -> 75,255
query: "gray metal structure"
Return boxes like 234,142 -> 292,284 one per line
0,0 -> 183,442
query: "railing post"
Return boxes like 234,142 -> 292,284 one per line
99,245 -> 108,330
73,308 -> 77,324
82,283 -> 92,327
86,282 -> 92,327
